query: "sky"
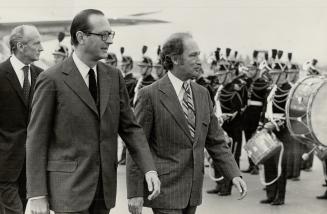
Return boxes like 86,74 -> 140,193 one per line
1,0 -> 327,66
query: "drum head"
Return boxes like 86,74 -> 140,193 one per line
311,81 -> 327,146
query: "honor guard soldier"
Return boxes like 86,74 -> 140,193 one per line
213,58 -> 246,196
134,55 -> 156,104
52,45 -> 69,64
105,52 -> 118,67
153,45 -> 166,79
260,52 -> 293,205
242,61 -> 270,175
284,53 -> 305,180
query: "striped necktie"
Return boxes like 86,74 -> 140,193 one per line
22,65 -> 30,103
182,81 -> 196,138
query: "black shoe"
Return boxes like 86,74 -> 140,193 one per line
260,198 -> 274,204
218,191 -> 231,196
242,168 -> 253,173
316,192 -> 327,199
206,188 -> 220,194
271,199 -> 285,205
292,177 -> 300,181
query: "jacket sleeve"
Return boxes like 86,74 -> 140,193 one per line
126,87 -> 153,198
26,72 -> 56,198
204,90 -> 241,182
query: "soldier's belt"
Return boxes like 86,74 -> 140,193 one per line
248,100 -> 263,106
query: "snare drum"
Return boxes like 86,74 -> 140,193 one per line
286,76 -> 327,147
244,130 -> 282,165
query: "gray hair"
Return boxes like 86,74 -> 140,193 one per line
9,25 -> 37,54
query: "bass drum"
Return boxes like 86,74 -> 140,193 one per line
286,76 -> 327,146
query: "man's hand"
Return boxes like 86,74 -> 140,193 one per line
128,197 -> 144,214
145,171 -> 161,200
232,177 -> 247,200
25,197 -> 49,214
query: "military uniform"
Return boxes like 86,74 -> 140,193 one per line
217,78 -> 247,195
243,77 -> 270,173
262,82 -> 292,205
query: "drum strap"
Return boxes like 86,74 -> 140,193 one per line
265,84 -> 279,131
259,143 -> 284,186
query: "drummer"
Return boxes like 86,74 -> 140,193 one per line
285,54 -> 306,181
242,51 -> 271,175
260,52 -> 293,206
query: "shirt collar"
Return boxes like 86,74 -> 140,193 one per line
10,54 -> 29,71
72,52 -> 97,79
168,71 -> 190,95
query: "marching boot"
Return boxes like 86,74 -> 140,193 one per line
316,190 -> 327,199
218,181 -> 232,196
271,198 -> 285,205
207,183 -> 221,194
260,198 -> 274,204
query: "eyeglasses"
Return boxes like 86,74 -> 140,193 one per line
84,31 -> 115,41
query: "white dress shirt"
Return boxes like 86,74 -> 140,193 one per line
167,71 -> 192,106
72,52 -> 97,87
10,54 -> 31,87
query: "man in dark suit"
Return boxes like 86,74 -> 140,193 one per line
0,25 -> 43,214
26,9 -> 160,214
127,32 -> 247,214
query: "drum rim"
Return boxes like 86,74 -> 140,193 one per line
308,78 -> 327,145
285,75 -> 326,144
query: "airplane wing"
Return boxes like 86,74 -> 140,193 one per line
0,16 -> 169,38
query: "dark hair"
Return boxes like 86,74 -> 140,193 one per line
160,32 -> 192,71
70,9 -> 104,46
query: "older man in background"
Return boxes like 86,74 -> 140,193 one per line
0,25 -> 43,214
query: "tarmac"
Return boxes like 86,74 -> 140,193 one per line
111,154 -> 327,214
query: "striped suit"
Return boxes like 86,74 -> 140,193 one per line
126,74 -> 241,210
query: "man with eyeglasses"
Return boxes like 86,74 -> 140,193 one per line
26,9 -> 160,214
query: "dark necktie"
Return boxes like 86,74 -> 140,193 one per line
182,81 -> 196,138
22,65 -> 30,103
88,69 -> 97,103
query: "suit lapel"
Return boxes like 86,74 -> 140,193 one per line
4,59 -> 28,108
62,57 -> 98,117
159,75 -> 193,142
97,63 -> 111,118
191,82 -> 203,143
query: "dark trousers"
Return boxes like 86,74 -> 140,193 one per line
0,165 -> 26,214
263,129 -> 290,202
153,205 -> 197,214
0,182 -> 23,214
243,106 -> 264,169
219,117 -> 242,193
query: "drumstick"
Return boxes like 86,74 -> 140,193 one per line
302,145 -> 317,160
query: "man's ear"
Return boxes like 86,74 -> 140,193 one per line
16,42 -> 25,52
171,55 -> 180,65
76,31 -> 85,45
